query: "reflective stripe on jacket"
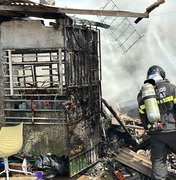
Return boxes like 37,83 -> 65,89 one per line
137,79 -> 176,132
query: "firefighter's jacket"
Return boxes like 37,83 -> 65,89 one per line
137,79 -> 176,133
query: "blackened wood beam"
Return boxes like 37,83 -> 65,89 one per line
135,0 -> 165,24
101,98 -> 132,138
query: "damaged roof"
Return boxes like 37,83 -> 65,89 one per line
0,0 -> 67,20
0,0 -> 166,24
0,0 -> 150,21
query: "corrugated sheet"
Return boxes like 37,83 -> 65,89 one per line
0,0 -> 67,20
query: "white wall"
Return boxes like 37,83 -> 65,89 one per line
0,20 -> 65,49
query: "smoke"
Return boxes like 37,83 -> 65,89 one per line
56,0 -> 176,107
40,0 -> 55,5
100,0 -> 176,107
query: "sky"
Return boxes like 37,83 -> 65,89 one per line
33,0 -> 176,108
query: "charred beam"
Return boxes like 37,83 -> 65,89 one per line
101,98 -> 132,138
135,0 -> 165,24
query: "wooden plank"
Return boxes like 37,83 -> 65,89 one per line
0,5 -> 149,18
57,8 -> 149,18
114,148 -> 176,179
114,148 -> 152,177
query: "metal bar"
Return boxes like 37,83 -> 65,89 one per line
21,53 -> 26,88
4,94 -> 65,97
5,117 -> 62,120
49,52 -> 53,87
4,80 -> 60,83
4,74 -> 33,78
4,109 -> 63,112
40,68 -> 58,70
11,61 -> 59,65
3,99 -> 67,103
5,122 -> 67,125
16,74 -> 59,77
3,54 -> 59,58
8,50 -> 14,96
3,99 -> 66,102
32,64 -> 37,88
59,49 -> 63,94
4,109 -> 31,112
4,87 -> 64,90
98,29 -> 102,82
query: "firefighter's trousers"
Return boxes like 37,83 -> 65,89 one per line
150,131 -> 176,180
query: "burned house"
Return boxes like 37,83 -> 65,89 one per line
1,1 -> 176,180
0,0 -> 102,178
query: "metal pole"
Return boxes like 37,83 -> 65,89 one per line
8,50 -> 13,96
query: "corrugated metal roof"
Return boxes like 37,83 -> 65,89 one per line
0,0 -> 36,5
0,0 -> 67,20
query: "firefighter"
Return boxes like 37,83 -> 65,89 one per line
137,65 -> 176,180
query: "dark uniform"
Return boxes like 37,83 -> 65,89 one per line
137,66 -> 176,180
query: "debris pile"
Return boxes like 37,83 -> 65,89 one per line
1,99 -> 176,179
78,98 -> 176,180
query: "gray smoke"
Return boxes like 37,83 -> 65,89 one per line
98,0 -> 176,107
56,0 -> 176,107
40,0 -> 55,5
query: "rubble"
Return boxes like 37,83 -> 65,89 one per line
77,99 -> 176,180
3,100 -> 176,180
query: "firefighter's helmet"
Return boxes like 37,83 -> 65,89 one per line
147,65 -> 166,80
